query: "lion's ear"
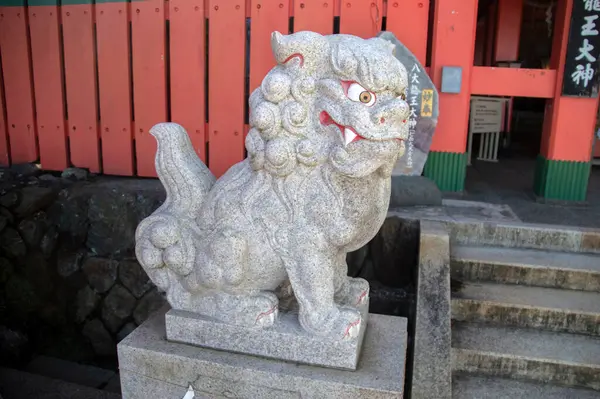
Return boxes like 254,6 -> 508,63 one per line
270,31 -> 330,74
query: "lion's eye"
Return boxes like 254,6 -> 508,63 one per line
399,92 -> 406,101
346,82 -> 376,107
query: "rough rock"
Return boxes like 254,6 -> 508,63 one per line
38,173 -> 60,182
0,191 -> 19,208
118,261 -> 152,298
10,162 -> 41,178
13,186 -> 57,218
102,284 -> 136,333
76,286 -> 100,323
23,253 -> 53,297
6,275 -> 39,315
0,326 -> 29,364
0,213 -> 7,233
57,250 -> 86,278
0,227 -> 26,258
0,206 -> 15,225
371,217 -> 420,288
117,322 -> 137,342
86,190 -> 138,257
40,225 -> 59,258
17,211 -> 48,248
48,190 -> 89,249
0,257 -> 14,284
133,290 -> 166,325
389,175 -> 442,208
82,319 -> 116,357
61,167 -> 89,181
82,257 -> 118,293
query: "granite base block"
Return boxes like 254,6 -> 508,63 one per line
118,308 -> 408,399
165,301 -> 368,370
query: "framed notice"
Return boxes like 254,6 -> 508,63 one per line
562,0 -> 600,97
469,97 -> 503,134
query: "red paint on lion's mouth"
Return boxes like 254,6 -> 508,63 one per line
320,111 -> 364,145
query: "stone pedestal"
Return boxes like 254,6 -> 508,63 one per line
118,308 -> 408,399
165,300 -> 369,370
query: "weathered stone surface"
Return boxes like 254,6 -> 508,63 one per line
0,206 -> 14,225
102,285 -> 136,333
0,326 -> 29,364
23,252 -> 54,298
86,191 -> 138,257
389,175 -> 442,207
82,319 -> 116,357
118,261 -> 152,298
133,290 -> 166,325
0,257 -> 14,284
412,221 -> 451,399
40,225 -> 59,258
48,190 -> 89,249
76,286 -> 100,323
0,191 -> 19,208
0,227 -> 26,258
13,186 -> 57,218
25,355 -> 116,390
17,211 -> 48,248
38,173 -> 61,182
119,310 -> 408,399
82,257 -> 118,293
0,213 -> 7,233
6,275 -> 39,315
371,217 -> 420,287
116,322 -> 136,342
61,167 -> 89,181
57,249 -> 86,278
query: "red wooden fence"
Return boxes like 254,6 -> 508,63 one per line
0,0 -> 428,177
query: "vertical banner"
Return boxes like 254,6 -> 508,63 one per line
562,0 -> 600,97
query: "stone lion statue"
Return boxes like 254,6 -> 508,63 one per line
135,31 -> 410,341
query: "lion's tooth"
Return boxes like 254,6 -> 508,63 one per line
344,128 -> 357,146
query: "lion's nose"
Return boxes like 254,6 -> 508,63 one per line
371,99 -> 410,126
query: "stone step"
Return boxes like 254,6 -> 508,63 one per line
451,245 -> 600,292
0,368 -> 121,399
25,355 -> 116,390
453,374 -> 600,399
452,281 -> 600,335
452,321 -> 600,390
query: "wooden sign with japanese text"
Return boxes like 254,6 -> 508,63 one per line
563,0 -> 600,97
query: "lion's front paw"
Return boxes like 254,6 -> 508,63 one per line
336,277 -> 370,308
299,306 -> 363,341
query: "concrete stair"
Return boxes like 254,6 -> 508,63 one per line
450,244 -> 600,398
0,356 -> 121,399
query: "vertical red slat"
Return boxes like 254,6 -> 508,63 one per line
208,0 -> 246,177
0,7 -> 38,163
0,59 -> 8,166
96,2 -> 134,176
170,0 -> 206,162
293,0 -> 334,35
28,5 -> 69,170
131,0 -> 167,177
339,0 -> 383,38
386,0 -> 429,66
249,0 -> 289,94
62,3 -> 101,172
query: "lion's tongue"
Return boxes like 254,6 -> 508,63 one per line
344,128 -> 361,146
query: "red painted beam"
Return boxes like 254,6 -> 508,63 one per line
494,0 -> 523,62
471,67 -> 556,98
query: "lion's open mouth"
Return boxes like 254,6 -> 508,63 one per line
319,111 -> 404,146
320,111 -> 363,146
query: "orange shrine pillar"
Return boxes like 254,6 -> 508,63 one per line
493,0 -> 523,137
423,0 -> 478,191
536,0 -> 600,201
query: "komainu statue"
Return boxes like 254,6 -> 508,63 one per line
135,31 -> 412,341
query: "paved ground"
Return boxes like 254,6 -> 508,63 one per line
447,156 -> 600,229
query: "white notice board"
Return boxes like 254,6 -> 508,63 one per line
469,97 -> 503,134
